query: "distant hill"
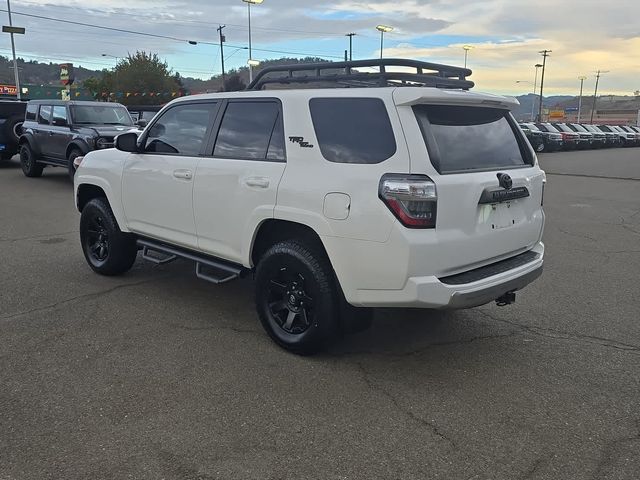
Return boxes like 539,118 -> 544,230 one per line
511,93 -> 640,121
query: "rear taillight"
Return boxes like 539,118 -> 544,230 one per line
379,174 -> 437,228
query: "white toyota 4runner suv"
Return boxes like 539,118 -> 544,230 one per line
74,59 -> 545,354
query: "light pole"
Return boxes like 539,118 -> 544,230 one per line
217,25 -> 226,90
590,70 -> 609,124
531,63 -> 542,122
516,80 -> 535,122
462,45 -> 473,68
242,0 -> 263,83
537,50 -> 551,121
577,75 -> 587,123
4,0 -> 23,100
376,25 -> 393,60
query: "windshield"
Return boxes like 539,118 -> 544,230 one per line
541,123 -> 559,133
554,123 -> 570,133
524,123 -> 540,131
70,105 -> 133,126
571,124 -> 589,133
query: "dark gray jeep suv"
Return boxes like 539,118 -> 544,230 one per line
19,100 -> 135,179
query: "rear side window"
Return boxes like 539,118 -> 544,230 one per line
309,98 -> 396,164
38,105 -> 52,125
213,101 -> 284,161
25,104 -> 37,121
414,105 -> 531,174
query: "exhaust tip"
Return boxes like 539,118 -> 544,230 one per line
495,291 -> 516,306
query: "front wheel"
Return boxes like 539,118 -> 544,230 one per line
68,148 -> 82,181
255,240 -> 339,355
80,198 -> 138,276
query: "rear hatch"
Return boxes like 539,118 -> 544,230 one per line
393,89 -> 545,275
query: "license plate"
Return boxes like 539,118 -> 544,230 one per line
479,203 -> 515,229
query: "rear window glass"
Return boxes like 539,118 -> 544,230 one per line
414,105 -> 530,174
38,105 -> 52,125
309,98 -> 396,164
25,103 -> 37,121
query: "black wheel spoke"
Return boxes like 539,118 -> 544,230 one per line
283,311 -> 297,331
269,280 -> 287,294
269,300 -> 288,313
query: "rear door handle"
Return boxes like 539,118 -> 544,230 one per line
244,177 -> 269,188
173,169 -> 193,180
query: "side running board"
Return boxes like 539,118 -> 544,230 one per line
137,238 -> 245,285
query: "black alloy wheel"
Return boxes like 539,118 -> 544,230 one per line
85,214 -> 110,264
267,268 -> 314,335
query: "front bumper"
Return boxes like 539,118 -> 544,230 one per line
353,242 -> 544,309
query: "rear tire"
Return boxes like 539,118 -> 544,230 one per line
20,143 -> 43,177
80,198 -> 137,276
255,240 -> 338,355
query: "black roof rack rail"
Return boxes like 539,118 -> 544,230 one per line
246,58 -> 474,91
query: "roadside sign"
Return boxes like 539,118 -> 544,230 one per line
60,63 -> 75,86
0,84 -> 17,95
549,110 -> 565,119
564,107 -> 578,113
2,26 -> 25,34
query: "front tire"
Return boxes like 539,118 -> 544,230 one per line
80,198 -> 137,276
20,143 -> 43,177
68,148 -> 82,181
255,240 -> 339,355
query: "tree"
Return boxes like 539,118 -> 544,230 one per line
223,73 -> 246,92
83,51 -> 183,105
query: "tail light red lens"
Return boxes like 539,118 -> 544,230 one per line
379,174 -> 437,228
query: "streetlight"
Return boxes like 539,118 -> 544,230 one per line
462,45 -> 473,68
242,0 -> 263,83
101,53 -> 120,64
577,75 -> 587,123
590,70 -> 609,124
531,63 -> 542,122
376,25 -> 393,60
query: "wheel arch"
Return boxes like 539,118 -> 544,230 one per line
66,140 -> 90,159
18,133 -> 39,154
75,180 -> 129,232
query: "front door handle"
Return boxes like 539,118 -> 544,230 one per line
244,177 -> 269,188
173,169 -> 193,180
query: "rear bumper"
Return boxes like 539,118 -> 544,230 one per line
352,242 -> 544,309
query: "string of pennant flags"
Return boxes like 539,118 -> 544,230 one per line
33,90 -> 188,98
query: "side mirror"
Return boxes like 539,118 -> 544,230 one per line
136,119 -> 148,129
115,132 -> 140,153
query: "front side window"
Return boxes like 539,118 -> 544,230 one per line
70,105 -> 133,126
414,105 -> 531,174
213,101 -> 285,161
38,105 -> 52,125
309,98 -> 396,164
52,106 -> 68,126
145,103 -> 218,156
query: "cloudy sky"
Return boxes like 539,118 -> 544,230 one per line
2,0 -> 639,95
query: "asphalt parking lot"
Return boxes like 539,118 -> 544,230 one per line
1,149 -> 639,480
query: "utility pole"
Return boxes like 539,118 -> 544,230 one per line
590,70 -> 609,124
346,33 -> 356,61
577,75 -> 587,123
217,25 -> 226,91
5,0 -> 21,100
537,50 -> 551,121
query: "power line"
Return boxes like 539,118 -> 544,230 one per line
0,8 -> 345,60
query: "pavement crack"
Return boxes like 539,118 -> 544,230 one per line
353,360 -> 458,449
0,230 -> 78,243
0,276 -> 165,322
476,309 -> 640,354
555,225 -> 597,242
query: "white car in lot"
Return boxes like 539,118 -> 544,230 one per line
73,59 -> 545,354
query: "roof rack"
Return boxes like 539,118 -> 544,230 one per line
246,58 -> 474,91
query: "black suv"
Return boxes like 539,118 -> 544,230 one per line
0,100 -> 27,161
19,100 -> 135,179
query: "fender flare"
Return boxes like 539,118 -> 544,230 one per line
66,140 -> 91,159
18,133 -> 40,155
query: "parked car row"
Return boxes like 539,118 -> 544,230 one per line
518,122 -> 640,152
14,100 -> 156,178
